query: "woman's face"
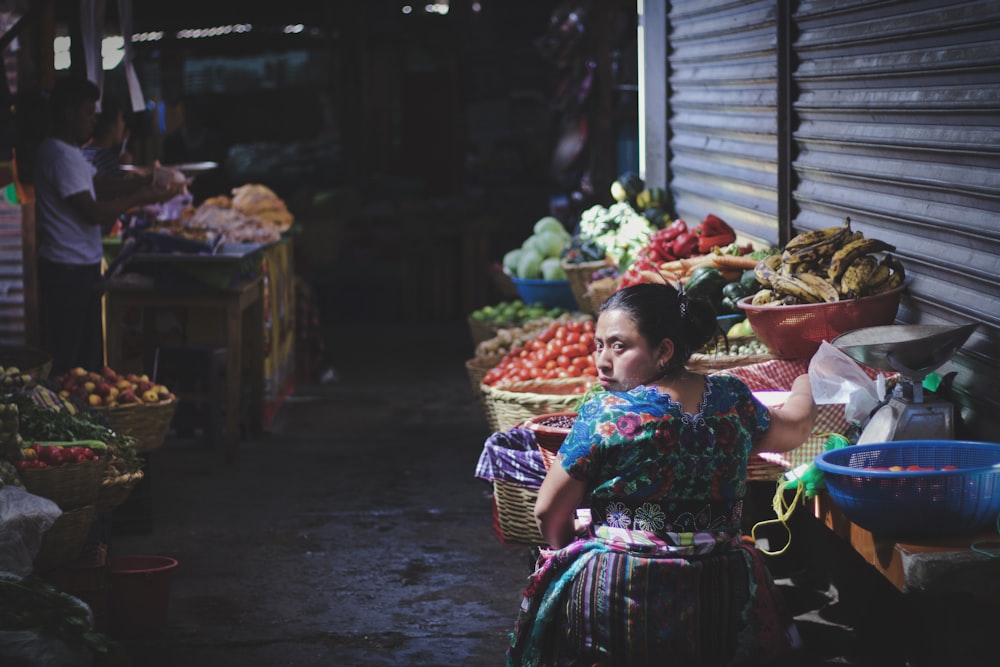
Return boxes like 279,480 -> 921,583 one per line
594,308 -> 670,391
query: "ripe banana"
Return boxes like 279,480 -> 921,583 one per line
840,255 -> 879,297
827,238 -> 896,282
793,272 -> 841,302
783,217 -> 851,253
751,288 -> 776,305
771,274 -> 824,304
754,253 -> 782,288
783,218 -> 853,266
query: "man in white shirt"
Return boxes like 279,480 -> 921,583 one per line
33,77 -> 179,376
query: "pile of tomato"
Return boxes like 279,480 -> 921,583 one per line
482,319 -> 597,386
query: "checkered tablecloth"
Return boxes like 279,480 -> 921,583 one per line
713,359 -> 883,468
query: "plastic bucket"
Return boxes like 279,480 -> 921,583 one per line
109,555 -> 178,638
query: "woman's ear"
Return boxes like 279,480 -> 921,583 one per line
657,338 -> 675,367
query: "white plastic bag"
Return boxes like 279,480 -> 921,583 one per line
0,486 -> 62,577
807,341 -> 885,425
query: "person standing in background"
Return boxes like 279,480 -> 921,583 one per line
33,76 -> 180,376
82,95 -> 133,177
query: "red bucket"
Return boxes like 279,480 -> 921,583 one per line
109,555 -> 178,638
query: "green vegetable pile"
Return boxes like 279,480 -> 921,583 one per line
469,300 -> 566,327
0,574 -> 128,665
502,217 -> 573,280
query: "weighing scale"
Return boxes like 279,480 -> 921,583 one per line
831,323 -> 978,444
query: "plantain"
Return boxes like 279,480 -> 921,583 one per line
784,218 -> 853,266
772,274 -> 824,304
865,254 -> 894,291
783,217 -> 851,253
876,270 -> 904,292
871,255 -> 906,293
754,253 -> 782,288
840,255 -> 879,298
751,288 -> 776,305
827,237 -> 896,282
793,272 -> 841,302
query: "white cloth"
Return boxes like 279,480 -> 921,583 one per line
33,137 -> 103,265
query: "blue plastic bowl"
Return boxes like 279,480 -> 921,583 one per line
814,440 -> 1000,539
510,277 -> 578,311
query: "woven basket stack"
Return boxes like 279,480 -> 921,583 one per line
21,454 -> 106,572
561,258 -> 611,315
87,399 -> 177,455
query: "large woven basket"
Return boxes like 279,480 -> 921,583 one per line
481,377 -> 593,432
0,345 -> 53,380
562,259 -> 610,315
586,276 -> 620,313
88,399 -> 177,454
20,458 -> 107,510
465,355 -> 503,425
493,480 -> 544,545
687,351 -> 776,374
95,469 -> 145,513
34,504 -> 97,572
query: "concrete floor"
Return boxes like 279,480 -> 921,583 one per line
101,321 -> 973,667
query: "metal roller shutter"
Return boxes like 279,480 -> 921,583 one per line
667,0 -> 780,244
791,0 -> 1000,435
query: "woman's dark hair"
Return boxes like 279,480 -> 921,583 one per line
598,282 -> 717,375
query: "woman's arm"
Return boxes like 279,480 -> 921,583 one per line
534,462 -> 587,548
754,373 -> 818,453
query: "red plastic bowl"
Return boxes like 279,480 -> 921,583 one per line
737,286 -> 904,359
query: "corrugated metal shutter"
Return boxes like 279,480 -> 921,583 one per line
791,0 -> 1000,433
667,0 -> 780,244
0,201 -> 26,346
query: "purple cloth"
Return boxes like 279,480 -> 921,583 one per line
475,427 -> 547,487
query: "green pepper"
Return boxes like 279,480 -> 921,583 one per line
722,281 -> 750,301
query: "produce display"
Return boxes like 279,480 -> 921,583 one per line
572,201 -> 657,271
750,218 -> 904,305
502,216 -> 573,280
12,442 -> 104,470
50,366 -> 175,408
474,313 -> 591,359
482,319 -> 597,386
150,182 -> 294,245
0,365 -> 37,391
468,300 -> 567,328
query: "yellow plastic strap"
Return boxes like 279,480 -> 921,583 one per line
750,476 -> 804,557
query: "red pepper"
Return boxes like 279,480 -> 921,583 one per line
697,232 -> 736,254
655,218 -> 688,243
672,232 -> 699,258
700,214 -> 734,237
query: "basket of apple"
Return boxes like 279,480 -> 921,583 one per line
51,366 -> 177,454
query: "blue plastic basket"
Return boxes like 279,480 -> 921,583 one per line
510,277 -> 578,311
814,440 -> 1000,539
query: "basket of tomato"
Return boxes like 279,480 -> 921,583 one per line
479,319 -> 597,431
15,441 -> 107,510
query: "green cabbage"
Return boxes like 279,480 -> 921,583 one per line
541,257 -> 566,280
533,216 -> 569,238
516,248 -> 544,279
502,248 -> 522,274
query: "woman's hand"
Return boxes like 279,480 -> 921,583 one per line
534,463 -> 587,549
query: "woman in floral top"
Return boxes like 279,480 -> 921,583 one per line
508,283 -> 817,667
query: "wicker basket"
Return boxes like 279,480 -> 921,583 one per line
34,504 -> 97,572
493,480 -> 544,545
88,399 -> 177,454
20,458 -> 107,510
586,276 -> 620,313
481,377 -> 593,432
0,346 -> 53,380
747,452 -> 792,482
687,351 -> 776,374
95,469 -> 145,513
467,317 -> 500,346
465,355 -> 503,426
562,259 -> 610,315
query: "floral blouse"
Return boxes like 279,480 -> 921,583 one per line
560,374 -> 770,533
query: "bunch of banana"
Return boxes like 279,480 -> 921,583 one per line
750,217 -> 904,305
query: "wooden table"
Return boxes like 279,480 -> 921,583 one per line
103,276 -> 264,464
